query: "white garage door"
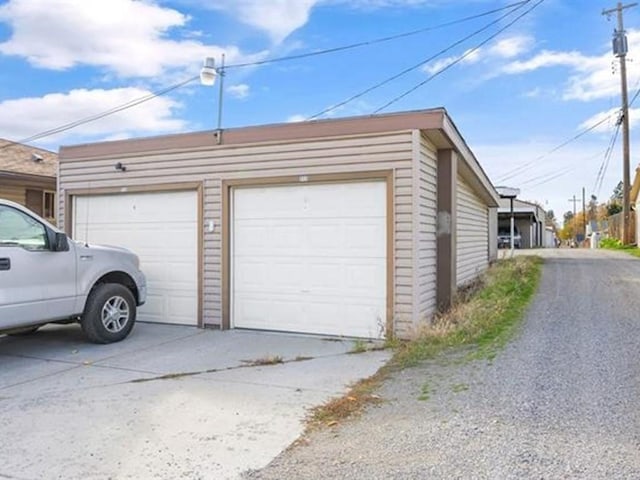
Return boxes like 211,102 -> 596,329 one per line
232,182 -> 387,338
73,191 -> 198,325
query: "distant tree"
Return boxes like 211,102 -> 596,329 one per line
563,210 -> 574,226
607,202 -> 623,216
611,181 -> 623,202
545,209 -> 557,228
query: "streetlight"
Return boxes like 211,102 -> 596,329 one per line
200,55 -> 225,144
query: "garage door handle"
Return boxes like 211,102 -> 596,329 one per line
0,258 -> 10,270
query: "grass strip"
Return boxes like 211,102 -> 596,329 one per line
600,237 -> 640,257
308,255 -> 542,429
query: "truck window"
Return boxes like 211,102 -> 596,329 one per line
0,205 -> 48,250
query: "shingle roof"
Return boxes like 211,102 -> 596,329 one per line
0,139 -> 58,178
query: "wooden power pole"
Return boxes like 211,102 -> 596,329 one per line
569,195 -> 579,243
603,2 -> 637,244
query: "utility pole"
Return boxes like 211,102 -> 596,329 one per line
603,2 -> 637,244
569,195 -> 579,245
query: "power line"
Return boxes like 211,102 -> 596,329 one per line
521,150 -> 605,189
308,0 -> 531,120
593,120 -> 621,196
225,1 -> 529,70
374,0 -> 545,113
496,113 -> 613,183
0,75 -> 199,152
590,77 -> 640,197
0,2 -> 530,151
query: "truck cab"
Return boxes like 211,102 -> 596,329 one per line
0,198 -> 146,343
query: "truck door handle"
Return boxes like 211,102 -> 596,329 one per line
0,258 -> 10,271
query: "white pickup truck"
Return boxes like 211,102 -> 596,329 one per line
0,198 -> 146,343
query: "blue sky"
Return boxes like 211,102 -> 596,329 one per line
1,0 -> 639,220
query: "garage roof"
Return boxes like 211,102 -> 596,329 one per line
60,108 -> 499,206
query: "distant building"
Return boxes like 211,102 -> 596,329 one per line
496,198 -> 546,248
0,139 -> 58,223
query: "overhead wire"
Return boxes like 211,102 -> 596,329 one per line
591,76 -> 640,197
0,75 -> 199,152
593,120 -> 621,196
0,1 -> 529,150
495,114 -> 613,183
307,0 -> 532,120
224,1 -> 529,70
373,0 -> 545,113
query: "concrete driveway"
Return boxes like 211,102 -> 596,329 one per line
0,323 -> 390,480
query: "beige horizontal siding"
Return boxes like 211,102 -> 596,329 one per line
456,174 -> 489,287
59,131 -> 414,333
415,133 -> 438,326
0,185 -> 25,205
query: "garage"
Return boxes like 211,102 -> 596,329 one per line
231,181 -> 387,338
59,109 -> 500,339
72,190 -> 199,325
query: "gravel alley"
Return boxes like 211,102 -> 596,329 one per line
247,249 -> 640,479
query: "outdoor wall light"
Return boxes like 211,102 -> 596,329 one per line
114,162 -> 127,172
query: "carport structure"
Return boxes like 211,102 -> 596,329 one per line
58,108 -> 499,339
497,198 -> 546,249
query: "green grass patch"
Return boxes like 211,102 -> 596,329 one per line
418,382 -> 430,401
600,237 -> 640,257
451,383 -> 469,393
350,339 -> 368,354
307,256 -> 541,429
393,255 -> 542,368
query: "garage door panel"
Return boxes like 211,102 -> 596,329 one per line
235,260 -> 305,291
73,191 -> 198,326
235,293 -> 385,338
233,182 -> 386,338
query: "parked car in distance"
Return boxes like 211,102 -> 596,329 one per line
0,198 -> 146,343
498,226 -> 522,249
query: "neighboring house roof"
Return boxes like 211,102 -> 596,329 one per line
0,139 -> 58,178
497,198 -> 546,222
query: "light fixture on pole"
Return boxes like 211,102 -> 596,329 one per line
200,55 -> 226,144
199,57 -> 217,85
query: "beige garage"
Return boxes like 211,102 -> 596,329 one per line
58,109 -> 499,339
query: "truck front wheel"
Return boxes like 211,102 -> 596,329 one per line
81,283 -> 136,344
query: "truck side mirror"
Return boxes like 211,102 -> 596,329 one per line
53,232 -> 69,252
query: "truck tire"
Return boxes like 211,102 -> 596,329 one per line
81,283 -> 136,344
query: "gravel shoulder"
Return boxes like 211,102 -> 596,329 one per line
246,249 -> 640,479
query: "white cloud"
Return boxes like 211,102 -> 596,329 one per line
205,0 -> 318,43
523,87 -> 542,98
423,48 -> 482,75
502,50 -> 590,74
502,30 -> 640,102
422,35 -> 533,75
227,84 -> 250,99
488,35 -> 533,58
578,107 -> 640,134
200,0 -> 457,43
0,0 -> 261,78
0,88 -> 186,146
